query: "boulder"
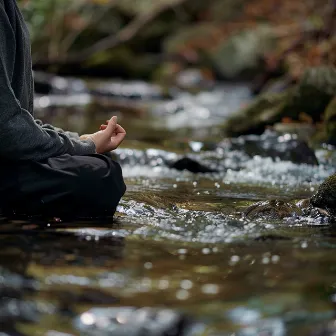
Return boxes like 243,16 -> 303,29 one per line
219,130 -> 318,165
222,66 -> 336,137
311,173 -> 336,216
283,66 -> 336,121
221,89 -> 291,136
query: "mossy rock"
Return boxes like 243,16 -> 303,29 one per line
221,89 -> 292,136
283,66 -> 336,121
324,96 -> 336,145
311,173 -> 336,216
222,66 -> 336,136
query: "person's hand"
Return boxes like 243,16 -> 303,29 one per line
80,116 -> 126,153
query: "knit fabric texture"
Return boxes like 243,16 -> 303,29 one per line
0,0 -> 96,161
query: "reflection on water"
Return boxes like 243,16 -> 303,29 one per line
1,77 -> 336,335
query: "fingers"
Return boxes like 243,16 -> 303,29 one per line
115,124 -> 126,134
104,116 -> 118,135
100,123 -> 126,135
111,131 -> 126,147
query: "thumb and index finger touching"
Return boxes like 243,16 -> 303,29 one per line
104,116 -> 118,135
102,116 -> 126,143
100,117 -> 126,134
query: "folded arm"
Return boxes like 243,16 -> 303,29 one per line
0,4 -> 96,161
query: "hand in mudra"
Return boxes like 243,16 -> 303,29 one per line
80,116 -> 126,153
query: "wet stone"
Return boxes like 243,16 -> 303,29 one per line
244,200 -> 302,220
219,130 -> 318,165
169,157 -> 219,174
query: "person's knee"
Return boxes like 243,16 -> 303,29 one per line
76,155 -> 126,211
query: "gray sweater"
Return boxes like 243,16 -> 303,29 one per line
0,0 -> 96,161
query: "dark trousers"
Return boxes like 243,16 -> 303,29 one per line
0,154 -> 126,218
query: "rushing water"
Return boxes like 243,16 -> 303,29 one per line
1,78 -> 336,336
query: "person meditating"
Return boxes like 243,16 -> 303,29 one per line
0,0 -> 126,217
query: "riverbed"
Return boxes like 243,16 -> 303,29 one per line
1,78 -> 336,335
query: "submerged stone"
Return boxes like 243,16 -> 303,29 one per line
244,200 -> 302,220
311,173 -> 336,217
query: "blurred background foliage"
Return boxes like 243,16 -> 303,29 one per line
18,0 -> 335,83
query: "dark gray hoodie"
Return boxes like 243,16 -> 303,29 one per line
0,0 -> 96,161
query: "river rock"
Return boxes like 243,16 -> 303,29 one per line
221,90 -> 291,136
222,66 -> 336,136
244,200 -> 302,220
324,96 -> 336,145
283,66 -> 336,122
169,157 -> 219,173
219,130 -> 318,165
311,173 -> 336,216
209,24 -> 275,79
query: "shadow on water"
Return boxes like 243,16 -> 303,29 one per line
0,76 -> 336,335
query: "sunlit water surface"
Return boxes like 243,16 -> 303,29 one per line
1,80 -> 335,336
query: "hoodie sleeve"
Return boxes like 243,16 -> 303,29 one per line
0,3 -> 96,161
35,120 -> 81,140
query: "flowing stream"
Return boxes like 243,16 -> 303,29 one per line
1,77 -> 336,336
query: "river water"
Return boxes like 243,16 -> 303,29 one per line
1,78 -> 336,335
